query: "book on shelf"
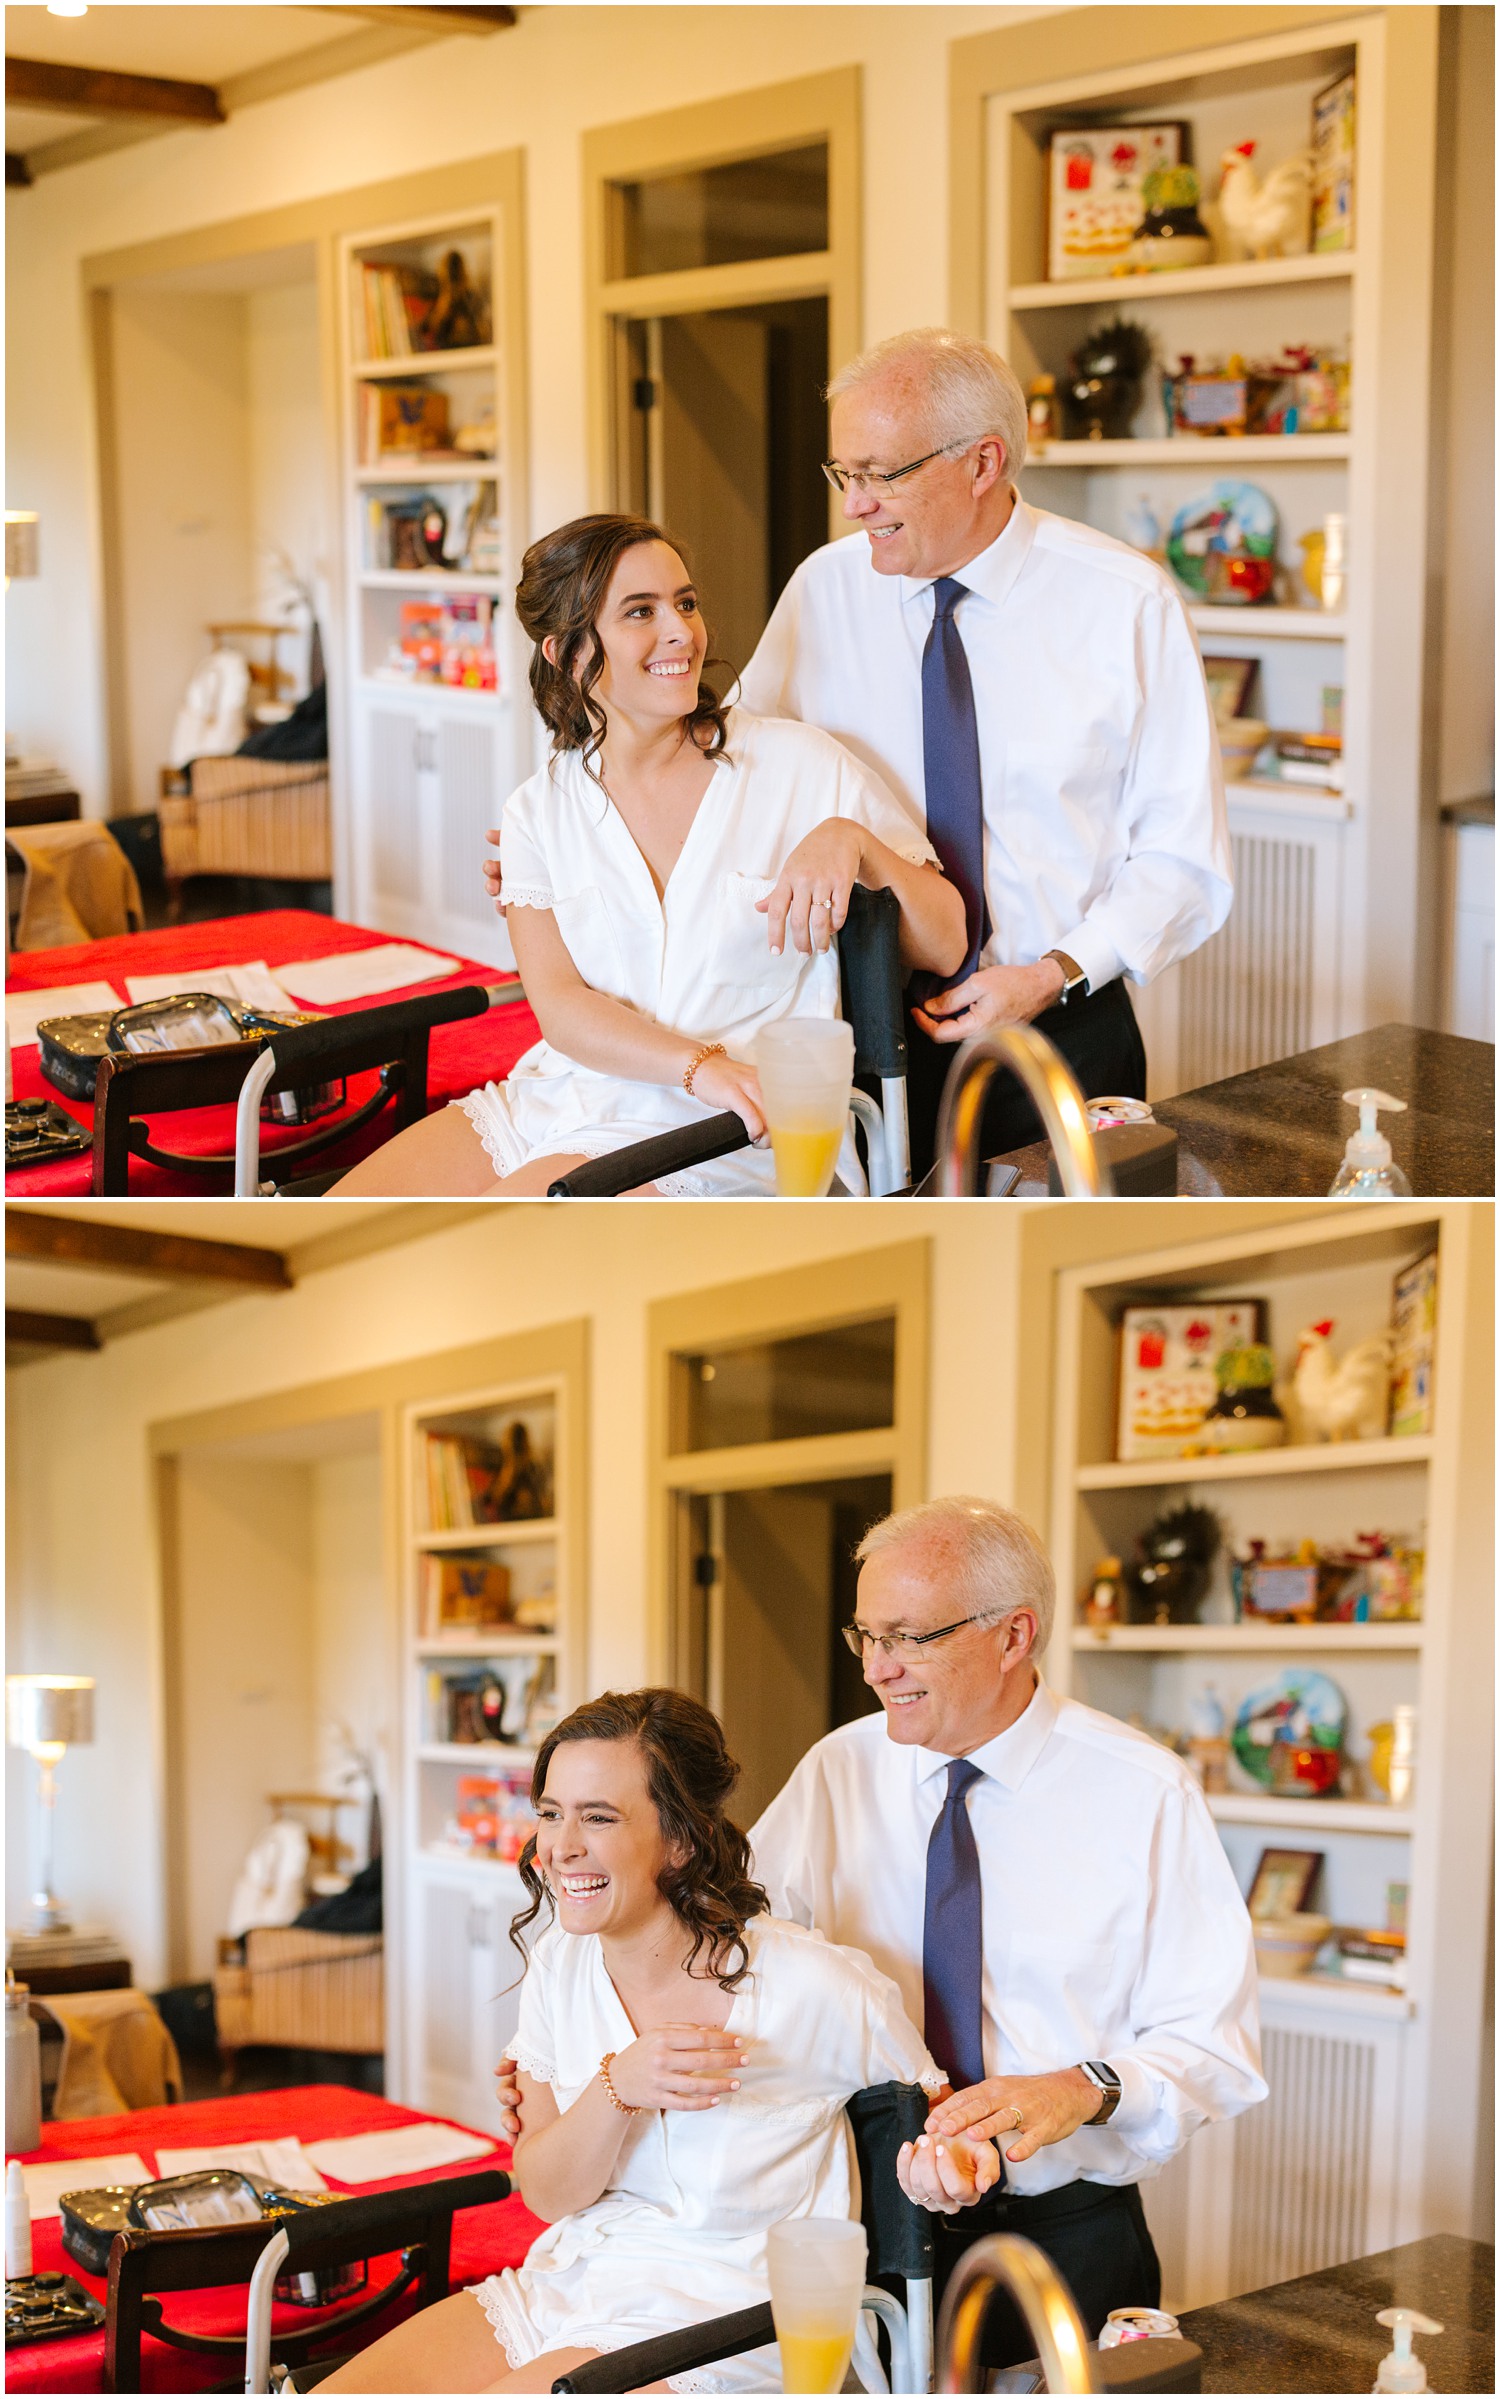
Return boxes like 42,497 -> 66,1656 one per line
360,262 -> 438,360
423,1426 -> 554,1531
360,381 -> 449,462
422,1553 -> 513,1634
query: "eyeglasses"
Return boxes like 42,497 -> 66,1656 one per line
820,438 -> 981,496
841,1610 -> 1004,1661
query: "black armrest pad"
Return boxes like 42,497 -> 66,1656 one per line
550,2303 -> 776,2391
277,2169 -> 511,2265
267,985 -> 489,1077
548,1113 -> 749,1195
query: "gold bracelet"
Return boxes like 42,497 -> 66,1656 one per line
683,1041 -> 726,1098
598,2051 -> 638,2114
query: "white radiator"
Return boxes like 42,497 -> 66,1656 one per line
1133,791 -> 1350,1100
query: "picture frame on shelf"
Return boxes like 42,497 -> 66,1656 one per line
1202,655 -> 1258,726
1115,1298 -> 1266,1460
1048,123 -> 1186,281
1247,1846 -> 1323,1921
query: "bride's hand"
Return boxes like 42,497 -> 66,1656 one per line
757,820 -> 865,956
689,1052 -> 767,1142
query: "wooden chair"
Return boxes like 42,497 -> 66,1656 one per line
104,2167 -> 509,2393
89,985 -> 490,1193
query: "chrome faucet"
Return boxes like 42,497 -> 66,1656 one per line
936,2232 -> 1101,2393
935,1027 -> 1111,1197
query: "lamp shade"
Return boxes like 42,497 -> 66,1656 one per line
6,1675 -> 94,1750
5,513 -> 40,580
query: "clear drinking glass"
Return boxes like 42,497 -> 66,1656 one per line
755,1019 -> 854,1198
766,2218 -> 867,2394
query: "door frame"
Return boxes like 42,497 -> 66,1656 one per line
645,1241 -> 930,1691
582,68 -> 862,540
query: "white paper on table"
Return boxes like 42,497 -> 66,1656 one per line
152,2137 -> 328,2193
276,945 -> 460,1006
123,962 -> 295,1012
5,982 -> 121,1048
20,2154 -> 151,2221
302,2122 -> 497,2183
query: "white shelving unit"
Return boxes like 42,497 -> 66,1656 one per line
337,203 -> 529,963
1046,1206 -> 1492,2310
984,9 -> 1444,1094
399,1363 -> 585,2130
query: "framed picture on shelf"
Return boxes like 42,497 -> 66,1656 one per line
1247,1847 -> 1323,1921
1116,1299 -> 1266,1460
1048,123 -> 1186,280
1202,655 -> 1258,726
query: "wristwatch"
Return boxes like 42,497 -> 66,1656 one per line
1078,2060 -> 1122,2125
1043,949 -> 1089,1005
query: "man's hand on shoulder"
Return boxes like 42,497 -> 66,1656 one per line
925,2067 -> 1103,2165
911,958 -> 1066,1043
483,824 -> 504,914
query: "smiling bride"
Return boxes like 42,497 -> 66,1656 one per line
331,515 -> 964,1197
320,1689 -> 996,2394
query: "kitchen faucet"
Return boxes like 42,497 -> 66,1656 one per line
935,1027 -> 1110,1197
937,2232 -> 1101,2393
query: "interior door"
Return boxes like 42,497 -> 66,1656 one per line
655,313 -> 770,678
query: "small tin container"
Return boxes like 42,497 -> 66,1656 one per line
1087,1096 -> 1154,1131
1099,2307 -> 1182,2347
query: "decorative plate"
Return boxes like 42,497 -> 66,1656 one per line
1231,1667 -> 1347,1788
1167,479 -> 1279,600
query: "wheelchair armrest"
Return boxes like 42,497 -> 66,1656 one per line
549,2303 -> 776,2391
547,1113 -> 749,1195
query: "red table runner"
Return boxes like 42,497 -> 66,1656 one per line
6,2084 -> 544,2393
6,911 -> 540,1195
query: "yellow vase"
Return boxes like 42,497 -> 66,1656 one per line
1299,529 -> 1326,605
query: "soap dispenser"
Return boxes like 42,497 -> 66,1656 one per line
1372,2306 -> 1443,2392
1329,1088 -> 1413,1198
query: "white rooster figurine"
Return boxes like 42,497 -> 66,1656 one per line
1217,141 -> 1313,261
1292,1320 -> 1391,1444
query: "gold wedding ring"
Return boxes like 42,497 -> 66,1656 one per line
1007,2105 -> 1025,2131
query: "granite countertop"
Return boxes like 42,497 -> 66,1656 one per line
994,1024 -> 1494,1197
1176,2233 -> 1494,2394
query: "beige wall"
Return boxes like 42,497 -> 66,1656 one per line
245,276 -> 328,703
4,4 -> 1039,810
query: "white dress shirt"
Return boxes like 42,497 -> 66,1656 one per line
750,1676 -> 1266,2195
739,498 -> 1233,997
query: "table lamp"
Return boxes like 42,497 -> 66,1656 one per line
6,1675 -> 94,1932
5,512 -> 39,586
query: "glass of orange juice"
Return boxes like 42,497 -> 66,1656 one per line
755,1020 -> 854,1198
767,2218 -> 867,2393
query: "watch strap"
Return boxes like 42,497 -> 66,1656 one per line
1079,2059 -> 1121,2124
1044,949 -> 1089,1004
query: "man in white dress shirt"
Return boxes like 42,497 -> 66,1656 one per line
738,328 -> 1234,1176
751,1495 -> 1265,2367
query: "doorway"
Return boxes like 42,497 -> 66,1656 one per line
622,296 -> 829,676
682,1473 -> 887,1826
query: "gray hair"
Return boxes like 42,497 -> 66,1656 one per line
854,1495 -> 1055,1654
826,328 -> 1028,484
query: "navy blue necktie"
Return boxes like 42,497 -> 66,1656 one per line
921,578 -> 990,989
922,1759 -> 987,2098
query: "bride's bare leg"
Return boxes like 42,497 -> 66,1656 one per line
482,1156 -> 664,1198
480,2353 -> 673,2395
319,2290 -> 513,2390
329,1104 -> 497,1196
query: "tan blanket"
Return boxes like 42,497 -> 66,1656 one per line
8,818 -> 144,948
41,1986 -> 183,2118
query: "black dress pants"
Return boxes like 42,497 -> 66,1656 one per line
904,978 -> 1148,1186
927,2179 -> 1162,2374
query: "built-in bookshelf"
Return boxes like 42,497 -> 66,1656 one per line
973,7 -> 1444,1094
338,192 -> 529,962
399,1342 -> 585,2128
1047,1206 -> 1491,2307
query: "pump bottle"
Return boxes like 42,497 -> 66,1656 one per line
1372,2306 -> 1443,2392
1329,1088 -> 1413,1198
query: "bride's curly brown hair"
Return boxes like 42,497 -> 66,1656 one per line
508,1688 -> 767,1991
515,515 -> 733,784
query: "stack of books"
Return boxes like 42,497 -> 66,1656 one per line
1271,732 -> 1344,791
359,262 -> 437,359
1331,1927 -> 1406,1988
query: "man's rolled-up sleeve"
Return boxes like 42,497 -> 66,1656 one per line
1105,1782 -> 1267,2167
1056,586 -> 1234,993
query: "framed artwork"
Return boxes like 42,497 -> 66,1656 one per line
1116,1298 -> 1266,1460
1048,123 -> 1186,280
1202,655 -> 1258,726
1247,1846 -> 1323,1921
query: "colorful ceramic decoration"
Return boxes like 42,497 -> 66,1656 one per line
1167,480 -> 1279,605
1232,1668 -> 1347,1792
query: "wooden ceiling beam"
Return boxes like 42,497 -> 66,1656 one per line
312,6 -> 516,34
7,1310 -> 102,1353
4,58 -> 225,124
7,151 -> 33,186
6,1213 -> 292,1290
